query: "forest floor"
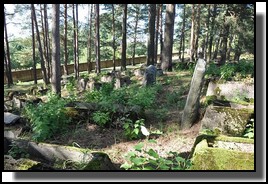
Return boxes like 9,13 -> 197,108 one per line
46,70 -> 204,169
5,67 -> 206,169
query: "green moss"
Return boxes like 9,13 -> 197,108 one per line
213,107 -> 254,136
203,95 -> 217,106
17,159 -> 39,170
190,136 -> 254,170
215,135 -> 254,144
83,152 -> 114,170
190,147 -> 254,170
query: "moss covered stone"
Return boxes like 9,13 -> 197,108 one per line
190,136 -> 254,170
83,152 -> 116,170
17,158 -> 40,170
201,105 -> 254,137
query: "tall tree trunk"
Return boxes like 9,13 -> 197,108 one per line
234,36 -> 242,62
213,37 -> 220,60
194,4 -> 201,59
112,4 -> 116,70
64,4 -> 69,75
189,4 -> 195,62
147,4 -> 156,66
95,4 -> 101,74
182,4 -> 186,62
31,4 -> 48,85
161,4 -> 176,71
159,4 -> 163,64
72,4 -> 76,77
179,4 -> 186,62
219,10 -> 230,66
121,4 -> 127,71
73,4 -> 78,78
87,4 -> 93,73
204,4 -> 211,61
208,4 -> 217,62
154,4 -> 160,64
51,4 -> 61,96
226,33 -> 233,61
75,4 -> 79,77
44,4 -> 51,82
131,5 -> 140,66
4,8 -> 13,87
31,6 -> 37,84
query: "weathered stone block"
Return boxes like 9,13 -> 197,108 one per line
200,105 -> 254,137
190,135 -> 254,170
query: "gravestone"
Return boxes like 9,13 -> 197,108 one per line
4,112 -> 20,125
86,80 -> 102,91
206,81 -> 254,101
100,75 -> 114,83
142,65 -> 157,86
181,59 -> 206,129
77,78 -> 89,91
114,76 -> 131,89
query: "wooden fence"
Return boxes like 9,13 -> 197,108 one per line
4,53 -> 179,84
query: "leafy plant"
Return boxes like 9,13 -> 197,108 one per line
22,93 -> 71,142
8,142 -> 29,159
123,119 -> 146,140
243,118 -> 254,139
120,142 -> 191,170
92,111 -> 111,127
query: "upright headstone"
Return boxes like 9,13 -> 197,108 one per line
142,65 -> 157,86
181,59 -> 206,129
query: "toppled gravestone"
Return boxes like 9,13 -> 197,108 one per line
77,77 -> 89,91
206,81 -> 254,101
5,137 -> 116,170
200,105 -> 254,137
4,155 -> 41,170
86,79 -> 102,91
181,59 -> 206,129
133,69 -> 145,77
114,76 -> 131,89
190,135 -> 254,170
142,65 -> 157,86
100,74 -> 114,83
4,112 -> 20,125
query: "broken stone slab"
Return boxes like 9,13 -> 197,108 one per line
4,112 -> 20,125
114,76 -> 131,89
86,80 -> 102,91
133,69 -> 145,77
200,105 -> 254,137
77,78 -> 89,91
206,81 -> 254,101
156,68 -> 164,76
4,155 -> 41,170
5,137 -> 116,170
189,135 -> 254,170
100,75 -> 114,83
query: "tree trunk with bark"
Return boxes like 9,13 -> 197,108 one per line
161,4 -> 176,71
31,6 -> 37,84
31,4 -> 48,85
189,4 -> 196,62
131,5 -> 140,66
194,4 -> 201,59
147,4 -> 156,66
154,4 -> 161,64
64,4 -> 69,75
208,4 -> 217,62
51,4 -> 61,96
95,4 -> 101,74
121,4 -> 127,71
